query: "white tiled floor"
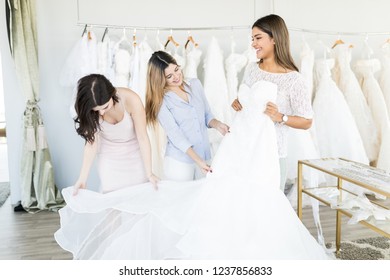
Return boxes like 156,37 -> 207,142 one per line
0,142 -> 9,182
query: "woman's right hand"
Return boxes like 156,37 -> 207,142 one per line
73,180 -> 87,196
231,99 -> 242,111
197,160 -> 213,174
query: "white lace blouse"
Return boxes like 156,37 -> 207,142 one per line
242,62 -> 313,158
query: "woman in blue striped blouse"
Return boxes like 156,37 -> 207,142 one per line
145,51 -> 229,181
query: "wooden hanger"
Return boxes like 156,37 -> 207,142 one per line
185,35 -> 199,49
164,31 -> 180,49
381,38 -> 390,48
331,38 -> 345,49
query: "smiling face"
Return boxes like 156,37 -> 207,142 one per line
164,63 -> 182,89
251,26 -> 275,60
92,98 -> 113,116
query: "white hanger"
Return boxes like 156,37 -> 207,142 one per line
317,39 -> 330,60
230,28 -> 236,54
363,34 -> 373,59
113,28 -> 132,52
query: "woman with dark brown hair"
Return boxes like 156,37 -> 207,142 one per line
73,74 -> 158,194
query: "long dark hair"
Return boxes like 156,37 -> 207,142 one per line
252,14 -> 299,72
74,74 -> 119,143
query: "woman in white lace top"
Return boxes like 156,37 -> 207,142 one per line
232,14 -> 313,192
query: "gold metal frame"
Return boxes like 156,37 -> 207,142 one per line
297,158 -> 390,254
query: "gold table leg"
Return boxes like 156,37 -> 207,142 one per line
336,177 -> 343,254
297,161 -> 303,219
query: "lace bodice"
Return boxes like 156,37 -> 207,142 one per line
242,62 -> 313,157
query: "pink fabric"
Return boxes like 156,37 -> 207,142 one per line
97,100 -> 147,193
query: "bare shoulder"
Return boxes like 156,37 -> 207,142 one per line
116,87 -> 143,112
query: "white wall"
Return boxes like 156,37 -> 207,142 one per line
274,0 -> 390,63
35,0 -> 100,192
2,0 -> 390,203
0,0 -> 25,204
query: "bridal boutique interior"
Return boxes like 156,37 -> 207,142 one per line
0,0 -> 390,260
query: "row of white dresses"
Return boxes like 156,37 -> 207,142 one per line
60,30 -> 256,176
286,41 -> 390,205
60,30 -> 390,200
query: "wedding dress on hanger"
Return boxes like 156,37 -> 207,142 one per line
354,59 -> 390,172
332,43 -> 379,163
97,33 -> 115,83
286,41 -> 323,205
203,37 -> 231,157
138,38 -> 153,104
225,39 -> 248,104
59,30 -> 98,87
379,42 -> 390,120
114,49 -> 131,87
55,81 -> 331,260
155,31 -> 165,51
129,41 -> 141,93
173,46 -> 186,70
313,58 -> 368,187
184,46 -> 202,79
113,32 -> 132,87
243,36 -> 257,64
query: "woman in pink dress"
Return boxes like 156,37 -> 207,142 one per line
72,74 -> 158,194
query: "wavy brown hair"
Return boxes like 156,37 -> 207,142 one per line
74,74 -> 119,143
252,14 -> 299,72
145,51 -> 185,126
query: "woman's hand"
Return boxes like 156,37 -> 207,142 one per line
209,119 -> 230,136
148,173 -> 160,190
73,180 -> 87,196
215,121 -> 230,136
231,99 -> 242,111
264,101 -> 282,122
197,160 -> 213,174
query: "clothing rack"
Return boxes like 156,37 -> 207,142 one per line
288,27 -> 390,37
78,23 -> 390,38
78,23 -> 251,33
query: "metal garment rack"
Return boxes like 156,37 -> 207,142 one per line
78,22 -> 390,37
77,23 -> 252,32
288,27 -> 390,37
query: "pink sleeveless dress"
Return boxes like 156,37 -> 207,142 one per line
97,99 -> 147,193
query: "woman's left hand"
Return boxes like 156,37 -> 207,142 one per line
264,102 -> 282,122
215,121 -> 230,136
148,174 -> 160,190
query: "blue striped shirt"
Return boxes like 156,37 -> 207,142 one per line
158,79 -> 215,163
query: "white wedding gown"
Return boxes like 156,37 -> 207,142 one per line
313,59 -> 369,194
203,37 -> 231,156
379,45 -> 390,118
355,59 -> 390,172
332,44 -> 379,163
59,31 -> 98,88
55,81 -> 331,260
